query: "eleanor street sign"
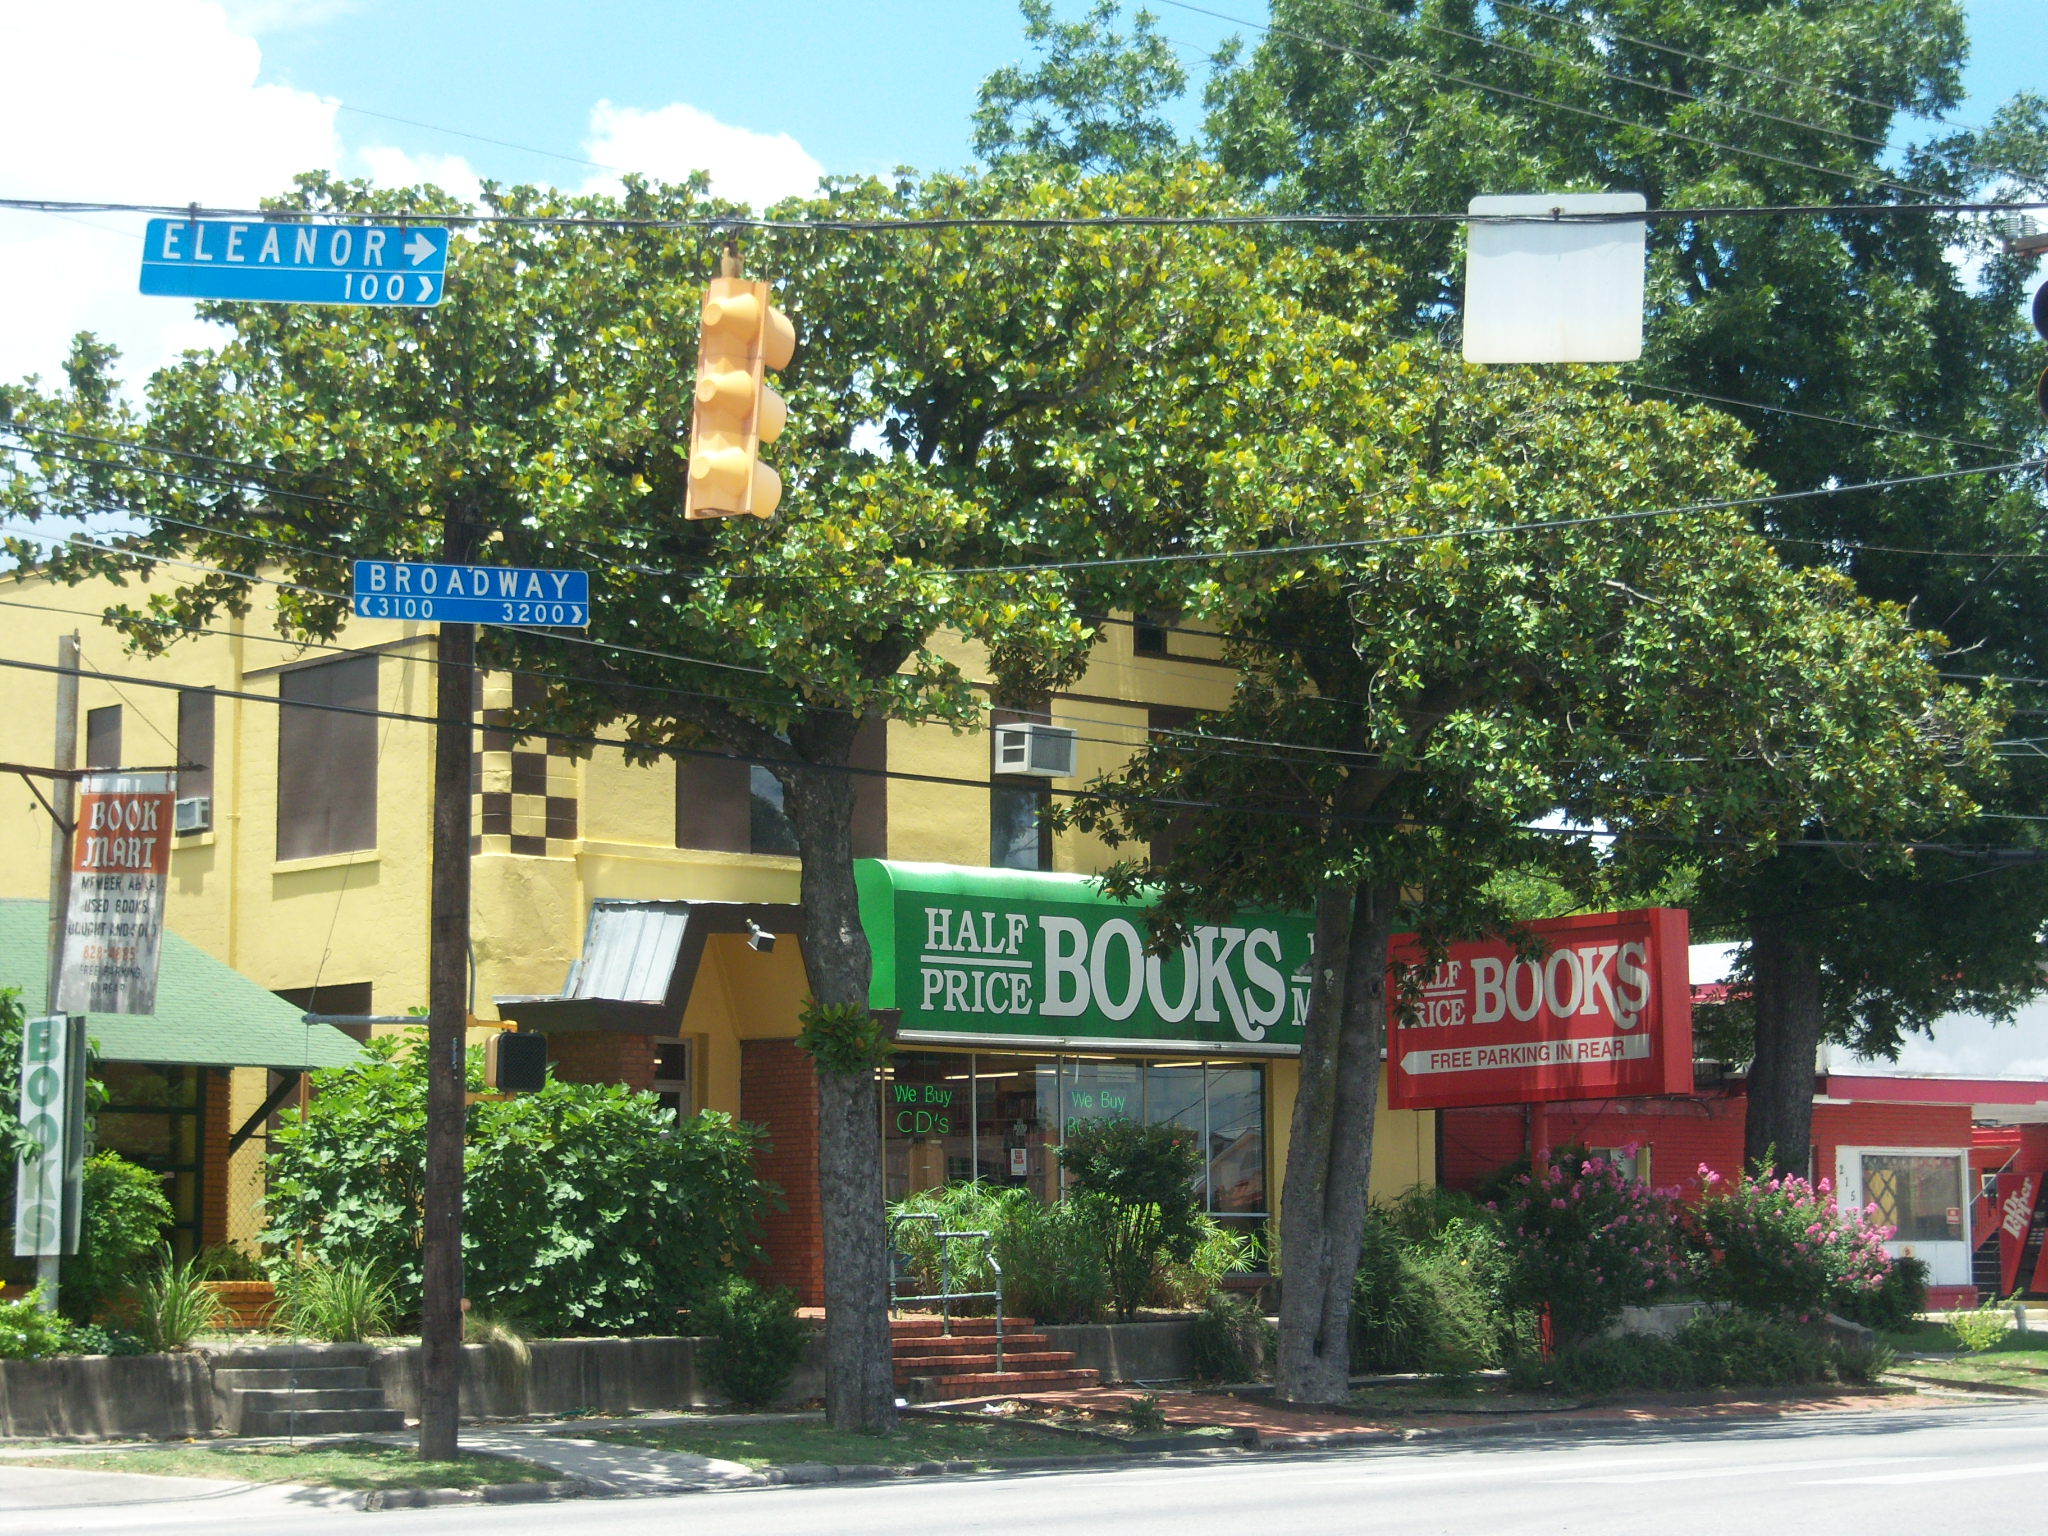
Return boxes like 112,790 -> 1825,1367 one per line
140,218 -> 449,306
351,560 -> 590,628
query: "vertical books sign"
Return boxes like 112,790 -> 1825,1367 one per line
56,771 -> 175,1015
12,1015 -> 85,1258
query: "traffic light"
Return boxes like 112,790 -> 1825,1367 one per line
684,257 -> 796,520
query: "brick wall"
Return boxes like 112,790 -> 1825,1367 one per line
543,1030 -> 660,1092
1813,1100 -> 1974,1189
1440,1096 -> 1747,1192
740,1039 -> 824,1305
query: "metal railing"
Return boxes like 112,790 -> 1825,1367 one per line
886,1211 -> 1005,1372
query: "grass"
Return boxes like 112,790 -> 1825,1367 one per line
12,1440 -> 560,1491
1878,1319 -> 1973,1353
574,1417 -> 1150,1468
1892,1336 -> 2048,1394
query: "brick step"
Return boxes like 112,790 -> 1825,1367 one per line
889,1316 -> 1034,1337
920,1368 -> 1100,1399
212,1367 -> 374,1392
238,1407 -> 408,1437
893,1351 -> 1077,1383
890,1332 -> 1051,1358
236,1388 -> 390,1413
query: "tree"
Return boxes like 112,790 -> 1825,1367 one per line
0,162 -> 1375,1428
1200,0 -> 2048,1173
1065,321 -> 2001,1401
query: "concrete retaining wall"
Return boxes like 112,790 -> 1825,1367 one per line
1040,1319 -> 1196,1383
0,1352 -> 216,1440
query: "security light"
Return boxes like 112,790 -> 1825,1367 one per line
746,920 -> 776,954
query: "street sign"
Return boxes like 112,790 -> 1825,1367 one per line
139,218 -> 449,306
351,560 -> 590,627
1464,193 -> 1647,363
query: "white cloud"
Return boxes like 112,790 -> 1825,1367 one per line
581,100 -> 824,209
354,145 -> 483,206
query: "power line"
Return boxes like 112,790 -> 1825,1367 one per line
1617,380 -> 2023,458
0,649 -> 2027,862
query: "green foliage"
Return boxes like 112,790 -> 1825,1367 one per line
1948,1300 -> 2014,1354
0,1288 -> 72,1360
1493,1152 -> 1684,1349
795,999 -> 893,1076
1148,1214 -> 1255,1309
1187,1291 -> 1274,1383
695,1278 -> 810,1409
973,0 -> 1189,174
1058,1117 -> 1203,1320
890,1182 -> 1110,1325
1685,1164 -> 1901,1322
1838,1254 -> 1928,1332
273,1256 -> 397,1343
1508,1310 -> 1839,1396
61,1153 -> 174,1324
131,1252 -> 224,1352
1351,1202 -> 1510,1375
1122,1391 -> 1167,1433
1675,1310 -> 1832,1389
263,1032 -> 772,1334
194,1242 -> 267,1282
1834,1338 -> 1898,1385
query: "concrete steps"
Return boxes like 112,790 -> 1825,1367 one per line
205,1344 -> 405,1436
888,1313 -> 1099,1400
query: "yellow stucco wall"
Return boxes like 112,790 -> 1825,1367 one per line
0,563 -> 1434,1228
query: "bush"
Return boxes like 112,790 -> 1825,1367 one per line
1676,1309 -> 1829,1388
891,1183 -> 1110,1325
696,1277 -> 810,1408
1509,1331 -> 1701,1395
1150,1215 -> 1255,1309
1492,1149 -> 1683,1349
1351,1202 -> 1510,1374
1686,1163 -> 1902,1323
195,1242 -> 266,1281
1058,1118 -> 1203,1321
263,1032 -> 773,1334
132,1252 -> 224,1352
273,1255 -> 396,1342
62,1153 -> 174,1323
1948,1299 -> 2012,1354
0,1288 -> 73,1360
1188,1291 -> 1273,1382
1509,1309 -> 1851,1396
1836,1254 -> 1927,1331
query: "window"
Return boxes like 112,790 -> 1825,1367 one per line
1861,1152 -> 1965,1242
1593,1145 -> 1650,1184
651,1038 -> 695,1119
676,719 -> 885,857
97,1063 -> 204,1260
177,689 -> 215,805
1133,612 -> 1171,657
276,656 -> 377,860
990,708 -> 1053,871
85,704 -> 121,769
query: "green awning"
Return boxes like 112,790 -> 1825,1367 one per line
0,899 -> 362,1070
855,860 -> 1313,1056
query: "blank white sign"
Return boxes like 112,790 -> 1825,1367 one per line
1463,193 -> 1647,363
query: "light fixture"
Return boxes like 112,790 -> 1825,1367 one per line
745,920 -> 776,954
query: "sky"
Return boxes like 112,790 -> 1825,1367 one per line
2,0 -> 2045,1080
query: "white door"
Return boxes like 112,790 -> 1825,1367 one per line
1835,1147 -> 1971,1288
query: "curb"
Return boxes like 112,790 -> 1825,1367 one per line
360,1477 -> 591,1511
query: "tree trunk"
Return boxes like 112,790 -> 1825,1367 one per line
783,763 -> 896,1434
1274,877 -> 1395,1406
1743,918 -> 1824,1180
418,617 -> 473,1461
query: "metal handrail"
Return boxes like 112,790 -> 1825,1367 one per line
887,1212 -> 1005,1372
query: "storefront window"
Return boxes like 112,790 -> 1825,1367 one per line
880,1050 -> 1268,1256
96,1062 -> 202,1260
1861,1152 -> 1965,1243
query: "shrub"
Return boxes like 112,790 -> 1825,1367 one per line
1188,1290 -> 1273,1382
263,1032 -> 772,1334
1686,1164 -> 1901,1323
696,1277 -> 810,1408
132,1252 -> 224,1352
1676,1309 -> 1829,1388
1491,1149 -> 1682,1349
890,1183 -> 1110,1324
1511,1309 -> 1853,1396
0,1288 -> 73,1360
195,1242 -> 266,1282
1948,1299 -> 2012,1354
1836,1253 -> 1927,1331
1509,1331 -> 1701,1395
1058,1118 -> 1203,1321
61,1153 -> 175,1323
1351,1202 -> 1510,1374
1150,1215 -> 1255,1309
1834,1337 -> 1897,1384
273,1255 -> 396,1342
1123,1392 -> 1167,1433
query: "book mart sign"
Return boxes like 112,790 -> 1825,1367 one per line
856,860 -> 1313,1055
12,1015 -> 85,1258
57,771 -> 175,1015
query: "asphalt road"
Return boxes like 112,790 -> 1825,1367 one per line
5,1402 -> 2046,1536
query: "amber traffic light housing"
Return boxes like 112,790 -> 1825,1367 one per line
685,252 -> 796,520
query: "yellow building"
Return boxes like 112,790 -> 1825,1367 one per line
0,564 -> 1432,1298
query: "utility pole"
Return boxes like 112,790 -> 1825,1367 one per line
417,516 -> 476,1461
35,632 -> 80,1314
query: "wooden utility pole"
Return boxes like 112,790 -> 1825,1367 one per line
36,632 -> 80,1313
417,517 -> 475,1458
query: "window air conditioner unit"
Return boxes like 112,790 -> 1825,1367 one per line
173,796 -> 211,834
994,722 -> 1077,778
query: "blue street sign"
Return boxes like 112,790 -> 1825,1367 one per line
351,560 -> 590,628
140,219 -> 449,306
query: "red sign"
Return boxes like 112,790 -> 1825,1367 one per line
1387,908 -> 1693,1111
1998,1172 -> 2047,1297
56,771 -> 176,1016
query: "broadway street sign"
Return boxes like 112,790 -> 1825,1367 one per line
140,218 -> 449,306
351,559 -> 591,627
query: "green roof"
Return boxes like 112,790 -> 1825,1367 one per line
0,899 -> 362,1070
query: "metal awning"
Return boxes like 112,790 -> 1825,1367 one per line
495,898 -> 805,1034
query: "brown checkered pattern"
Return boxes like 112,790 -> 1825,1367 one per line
469,671 -> 578,857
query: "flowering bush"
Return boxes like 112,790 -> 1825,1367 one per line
1491,1148 -> 1684,1348
1684,1164 -> 1899,1323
